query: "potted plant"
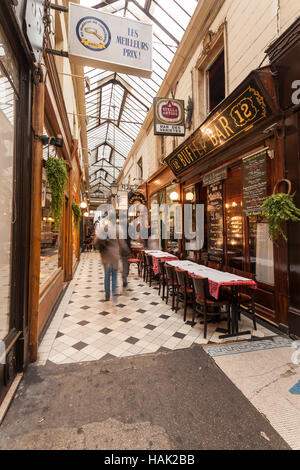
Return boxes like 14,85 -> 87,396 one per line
262,179 -> 300,243
45,156 -> 67,230
72,202 -> 81,228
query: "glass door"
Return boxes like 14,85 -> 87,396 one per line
0,24 -> 19,342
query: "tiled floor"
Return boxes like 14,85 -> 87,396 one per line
37,252 -> 276,365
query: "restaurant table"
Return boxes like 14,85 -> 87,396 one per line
144,250 -> 178,276
166,260 -> 257,339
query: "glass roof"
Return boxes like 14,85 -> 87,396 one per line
81,0 -> 198,199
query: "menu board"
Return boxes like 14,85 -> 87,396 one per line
207,182 -> 223,254
243,151 -> 267,215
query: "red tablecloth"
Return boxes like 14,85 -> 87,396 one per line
152,255 -> 178,275
206,278 -> 257,300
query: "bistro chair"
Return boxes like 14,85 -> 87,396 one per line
145,254 -> 155,286
232,268 -> 257,330
142,251 -> 147,281
158,260 -> 166,300
174,269 -> 194,321
164,264 -> 178,311
207,261 -> 222,270
191,275 -> 230,339
128,251 -> 140,275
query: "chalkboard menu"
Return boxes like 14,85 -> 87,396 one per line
207,182 -> 224,254
243,151 -> 267,215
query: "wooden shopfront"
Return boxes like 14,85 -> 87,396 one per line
28,30 -> 83,360
0,1 -> 34,406
266,17 -> 300,337
147,165 -> 180,253
165,67 -> 289,331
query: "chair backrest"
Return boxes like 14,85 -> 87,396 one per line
145,254 -> 153,266
175,268 -> 187,288
158,260 -> 165,276
191,276 -> 209,299
207,261 -> 221,270
232,268 -> 255,281
165,264 -> 174,282
223,265 -> 235,273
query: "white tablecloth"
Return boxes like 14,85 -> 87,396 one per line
166,260 -> 257,299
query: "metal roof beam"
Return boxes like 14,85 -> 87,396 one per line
130,0 -> 179,45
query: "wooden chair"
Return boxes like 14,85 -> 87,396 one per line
174,269 -> 194,321
145,254 -> 155,286
158,260 -> 166,300
207,261 -> 221,270
142,251 -> 147,281
191,275 -> 230,338
128,252 -> 140,275
164,264 -> 177,311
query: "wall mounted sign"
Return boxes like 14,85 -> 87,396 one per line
202,167 -> 227,187
129,191 -> 146,205
68,3 -> 152,78
207,182 -> 224,255
165,75 -> 273,176
243,150 -> 267,215
153,98 -> 185,136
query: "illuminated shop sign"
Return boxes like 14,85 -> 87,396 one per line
165,79 -> 272,176
68,3 -> 152,78
129,191 -> 146,205
153,98 -> 185,136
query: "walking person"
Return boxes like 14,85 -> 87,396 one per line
95,222 -> 120,301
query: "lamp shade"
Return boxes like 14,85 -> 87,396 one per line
83,211 -> 89,217
111,183 -> 118,196
185,192 -> 194,201
170,191 -> 179,201
80,201 -> 87,209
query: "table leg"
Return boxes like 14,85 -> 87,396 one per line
218,286 -> 251,339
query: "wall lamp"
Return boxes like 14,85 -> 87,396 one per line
35,134 -> 64,148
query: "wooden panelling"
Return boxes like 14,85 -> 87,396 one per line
38,270 -> 64,338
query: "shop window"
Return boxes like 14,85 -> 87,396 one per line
166,184 -> 180,253
225,167 -> 244,270
0,25 -> 19,340
207,50 -> 225,113
248,216 -> 274,285
40,145 -> 62,290
184,186 -> 197,258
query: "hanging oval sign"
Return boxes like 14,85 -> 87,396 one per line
76,16 -> 111,52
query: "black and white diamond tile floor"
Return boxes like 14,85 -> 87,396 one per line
37,252 -> 275,365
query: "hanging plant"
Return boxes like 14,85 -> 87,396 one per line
72,202 -> 81,227
262,179 -> 300,244
45,156 -> 67,230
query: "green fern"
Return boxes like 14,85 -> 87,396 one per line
72,202 -> 81,227
262,192 -> 300,243
45,157 -> 67,230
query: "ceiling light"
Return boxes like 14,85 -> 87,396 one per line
185,192 -> 194,201
80,201 -> 87,209
170,191 -> 179,201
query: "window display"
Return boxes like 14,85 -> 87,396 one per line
40,166 -> 61,289
0,25 -> 18,340
166,184 -> 179,252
